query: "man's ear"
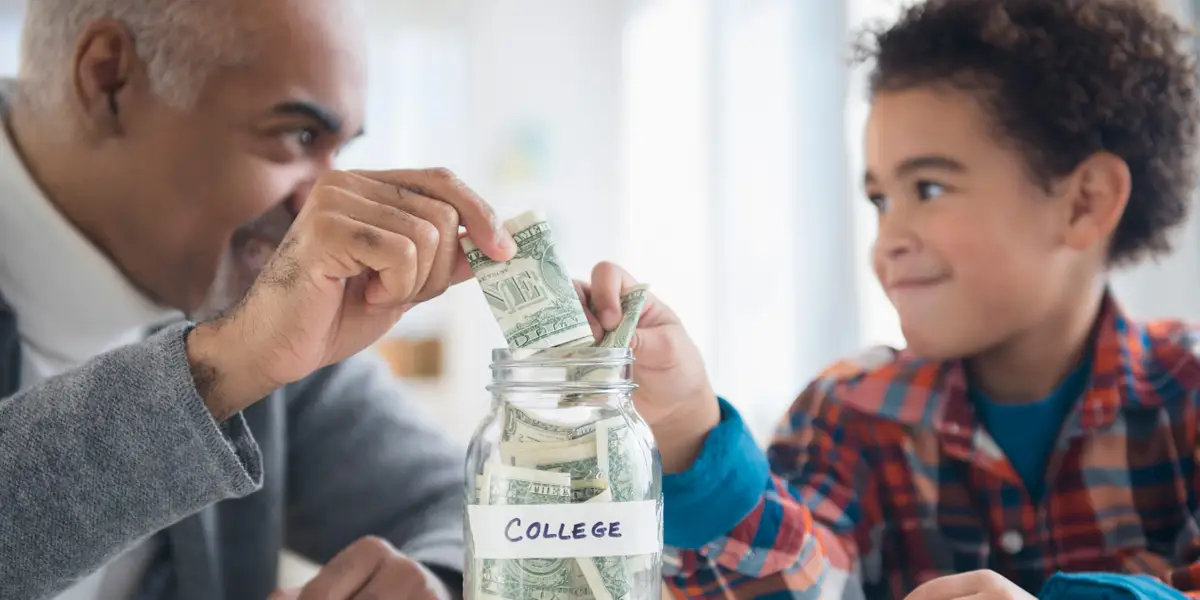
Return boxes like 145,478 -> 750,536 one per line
72,19 -> 142,136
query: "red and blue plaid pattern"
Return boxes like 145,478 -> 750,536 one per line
663,293 -> 1200,599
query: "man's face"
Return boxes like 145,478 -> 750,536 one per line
864,86 -> 1076,359
108,0 -> 366,318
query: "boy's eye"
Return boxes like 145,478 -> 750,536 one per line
867,193 -> 889,212
916,181 -> 945,200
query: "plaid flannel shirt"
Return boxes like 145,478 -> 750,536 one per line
663,293 -> 1200,599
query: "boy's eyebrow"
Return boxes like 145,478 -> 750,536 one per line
864,155 -> 968,185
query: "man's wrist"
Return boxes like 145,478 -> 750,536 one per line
186,320 -> 272,421
652,392 -> 721,474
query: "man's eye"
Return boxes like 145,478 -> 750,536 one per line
277,127 -> 319,149
295,128 -> 318,147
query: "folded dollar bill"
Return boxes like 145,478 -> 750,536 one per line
461,210 -> 594,350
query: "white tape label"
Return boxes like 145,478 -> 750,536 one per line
468,500 -> 661,559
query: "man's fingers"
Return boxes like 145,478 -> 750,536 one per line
315,188 -> 440,297
267,588 -> 300,600
308,211 -> 420,306
353,168 -> 515,262
399,196 -> 461,302
590,262 -> 640,330
298,537 -> 395,600
345,177 -> 461,301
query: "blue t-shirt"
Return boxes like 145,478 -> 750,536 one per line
969,359 -> 1090,502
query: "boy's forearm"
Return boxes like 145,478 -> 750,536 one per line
665,475 -> 852,598
660,397 -> 863,597
661,398 -> 841,572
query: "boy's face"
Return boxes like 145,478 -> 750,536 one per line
864,86 -> 1075,359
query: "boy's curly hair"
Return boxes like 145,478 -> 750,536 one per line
856,0 -> 1200,265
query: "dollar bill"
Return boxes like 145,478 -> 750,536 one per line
510,439 -> 603,481
500,403 -> 596,443
596,417 -> 643,503
596,418 -> 660,578
577,555 -> 631,600
476,465 -> 592,600
596,285 -> 650,349
498,433 -> 596,465
576,417 -> 662,600
570,478 -> 609,503
575,490 -> 632,600
462,210 -> 593,350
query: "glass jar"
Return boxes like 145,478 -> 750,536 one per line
464,347 -> 663,600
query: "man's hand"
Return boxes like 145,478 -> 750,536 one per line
267,537 -> 455,600
576,262 -> 720,474
905,570 -> 1037,600
187,168 -> 515,419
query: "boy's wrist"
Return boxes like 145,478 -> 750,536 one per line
652,392 -> 722,474
661,396 -> 771,549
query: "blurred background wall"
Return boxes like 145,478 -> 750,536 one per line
0,0 -> 1195,445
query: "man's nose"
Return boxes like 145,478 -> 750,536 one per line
288,156 -> 338,216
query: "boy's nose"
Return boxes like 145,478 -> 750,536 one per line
874,217 -> 918,260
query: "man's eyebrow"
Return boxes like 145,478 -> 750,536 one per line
271,101 -> 364,138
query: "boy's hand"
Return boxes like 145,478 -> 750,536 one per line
905,570 -> 1036,600
578,262 -> 720,474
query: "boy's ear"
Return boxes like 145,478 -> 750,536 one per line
1060,151 -> 1131,253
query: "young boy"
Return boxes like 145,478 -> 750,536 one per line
580,0 -> 1200,597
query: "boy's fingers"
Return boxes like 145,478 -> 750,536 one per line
590,262 -> 640,330
574,280 -> 604,342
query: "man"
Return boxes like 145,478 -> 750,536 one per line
0,0 -> 518,598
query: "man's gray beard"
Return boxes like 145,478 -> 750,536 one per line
191,206 -> 295,322
191,251 -> 251,322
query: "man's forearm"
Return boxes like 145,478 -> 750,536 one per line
0,323 -> 262,599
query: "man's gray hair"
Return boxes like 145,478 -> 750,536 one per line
18,0 -> 251,109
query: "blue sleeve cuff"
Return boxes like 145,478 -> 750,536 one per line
662,397 -> 771,549
1038,572 -> 1188,600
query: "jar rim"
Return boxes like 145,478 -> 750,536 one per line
490,346 -> 633,367
486,381 -> 638,394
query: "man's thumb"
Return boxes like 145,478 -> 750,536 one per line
267,588 -> 301,600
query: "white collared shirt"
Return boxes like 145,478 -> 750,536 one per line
0,123 -> 181,598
